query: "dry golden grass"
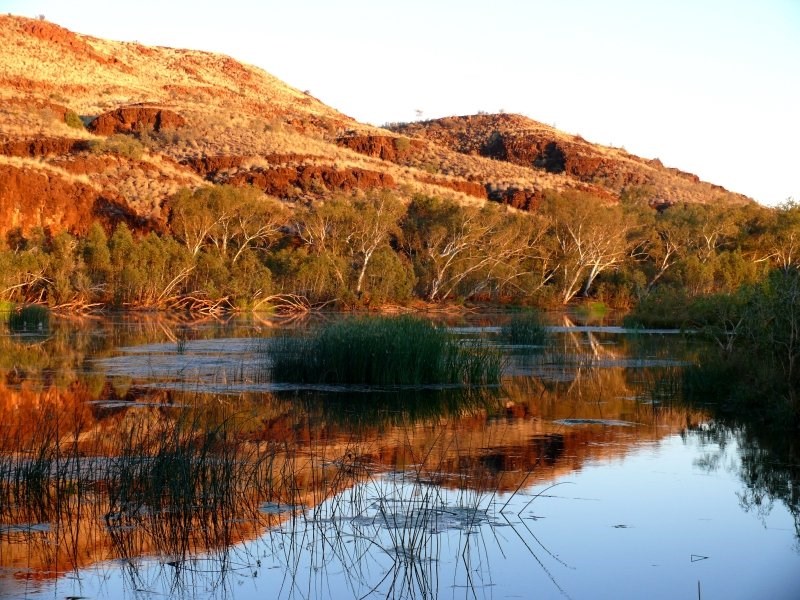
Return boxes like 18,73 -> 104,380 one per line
391,113 -> 752,206
0,13 -> 751,217
0,155 -> 99,189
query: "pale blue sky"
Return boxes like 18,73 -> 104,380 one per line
3,0 -> 798,205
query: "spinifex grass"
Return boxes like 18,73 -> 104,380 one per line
270,315 -> 504,386
499,311 -> 548,346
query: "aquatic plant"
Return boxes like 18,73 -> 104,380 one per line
269,315 -> 504,386
6,303 -> 50,333
499,310 -> 548,346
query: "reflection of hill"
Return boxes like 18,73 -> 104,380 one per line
0,359 -> 705,582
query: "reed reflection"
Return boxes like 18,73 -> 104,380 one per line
0,315 -> 795,599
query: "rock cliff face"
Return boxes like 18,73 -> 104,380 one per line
0,137 -> 87,158
0,14 -> 754,242
0,164 -> 146,239
88,107 -> 187,136
336,134 -> 426,163
226,165 -> 395,198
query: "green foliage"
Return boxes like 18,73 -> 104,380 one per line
64,110 -> 84,130
360,246 -> 415,305
82,222 -> 112,289
499,311 -> 548,345
168,184 -> 285,265
46,231 -> 81,305
739,270 -> 800,393
0,179 -> 797,315
624,287 -> 695,329
227,250 -> 273,307
108,224 -> 193,306
269,247 -> 348,304
393,136 -> 411,152
88,134 -> 145,159
7,304 -> 50,333
575,300 -> 609,319
677,269 -> 800,427
540,191 -> 630,303
402,196 -> 519,301
288,192 -> 406,304
269,315 -> 504,386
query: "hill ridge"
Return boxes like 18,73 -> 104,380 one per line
0,14 -> 752,240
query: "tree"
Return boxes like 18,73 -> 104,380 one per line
541,192 -> 629,304
82,222 -> 112,291
402,196 -> 492,301
756,200 -> 800,273
168,185 -> 285,262
294,192 -> 405,300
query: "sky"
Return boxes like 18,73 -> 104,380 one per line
3,0 -> 799,206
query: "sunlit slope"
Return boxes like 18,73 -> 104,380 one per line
0,15 -> 752,241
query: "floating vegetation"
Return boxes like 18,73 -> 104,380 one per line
268,315 -> 504,386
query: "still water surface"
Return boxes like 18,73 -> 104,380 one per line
0,313 -> 798,599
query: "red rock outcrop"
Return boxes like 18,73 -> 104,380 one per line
88,106 -> 186,136
336,134 -> 426,163
14,18 -> 110,64
0,165 -> 148,239
1,98 -> 72,123
182,153 -> 315,178
227,165 -> 395,197
487,187 -> 542,211
0,137 -> 86,158
0,164 -> 98,238
418,175 -> 488,199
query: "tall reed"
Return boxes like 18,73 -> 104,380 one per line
499,310 -> 548,346
268,315 -> 504,386
7,303 -> 50,333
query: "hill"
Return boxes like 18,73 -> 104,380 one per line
0,15 -> 752,241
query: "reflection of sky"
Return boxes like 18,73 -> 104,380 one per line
6,434 -> 799,600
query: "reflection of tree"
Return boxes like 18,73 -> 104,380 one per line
688,421 -> 800,544
0,373 -> 705,595
1,319 -> 721,598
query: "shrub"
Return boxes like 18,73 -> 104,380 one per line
360,247 -> 415,305
623,287 -> 694,329
394,137 -> 411,153
89,134 -> 144,160
64,110 -> 84,130
269,315 -> 504,386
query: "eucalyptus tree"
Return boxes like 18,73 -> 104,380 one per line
293,191 -> 405,300
168,185 -> 286,263
401,196 -> 524,301
541,192 -> 630,304
756,200 -> 800,273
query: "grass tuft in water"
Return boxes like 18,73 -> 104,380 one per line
7,304 -> 50,333
499,311 -> 548,346
269,315 -> 503,386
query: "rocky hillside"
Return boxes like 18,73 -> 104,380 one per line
388,114 -> 751,209
0,15 -> 752,240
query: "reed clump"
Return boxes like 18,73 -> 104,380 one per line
269,315 -> 503,386
499,311 -> 548,346
6,303 -> 50,333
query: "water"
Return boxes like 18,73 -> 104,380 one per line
0,313 -> 798,599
